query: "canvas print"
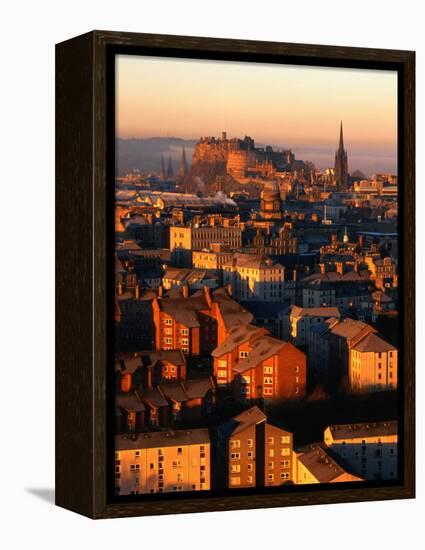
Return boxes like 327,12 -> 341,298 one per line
113,55 -> 399,497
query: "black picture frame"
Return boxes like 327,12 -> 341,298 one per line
56,30 -> 415,519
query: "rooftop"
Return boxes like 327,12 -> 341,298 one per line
116,428 -> 210,451
352,332 -> 396,353
297,444 -> 359,483
327,421 -> 398,441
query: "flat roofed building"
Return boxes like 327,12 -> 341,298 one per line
115,429 -> 210,495
323,421 -> 398,481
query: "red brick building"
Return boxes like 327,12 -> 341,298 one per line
212,325 -> 306,402
152,286 -> 253,356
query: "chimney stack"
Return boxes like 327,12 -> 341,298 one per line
226,283 -> 233,296
158,285 -> 164,298
135,284 -> 140,300
117,282 -> 123,296
182,284 -> 189,298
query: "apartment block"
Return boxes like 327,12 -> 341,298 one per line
115,429 -> 211,495
212,324 -> 306,402
350,333 -> 397,391
217,407 -> 293,489
323,421 -> 398,480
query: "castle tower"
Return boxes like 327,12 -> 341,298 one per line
178,146 -> 188,178
159,155 -> 166,180
166,155 -> 174,179
334,121 -> 348,190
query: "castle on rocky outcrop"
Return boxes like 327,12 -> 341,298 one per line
188,131 -> 296,187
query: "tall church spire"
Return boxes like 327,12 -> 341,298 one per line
334,121 -> 348,191
178,146 -> 188,178
166,155 -> 174,179
159,155 -> 166,180
339,120 -> 344,150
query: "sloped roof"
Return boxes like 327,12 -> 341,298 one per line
290,305 -> 341,318
232,335 -> 290,374
352,333 -> 396,353
297,444 -> 359,483
116,392 -> 146,413
211,324 -> 265,357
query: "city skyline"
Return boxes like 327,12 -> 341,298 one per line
116,55 -> 398,174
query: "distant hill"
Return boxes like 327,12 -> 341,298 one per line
116,137 -> 196,175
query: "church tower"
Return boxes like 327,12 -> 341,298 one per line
178,146 -> 188,178
334,121 -> 348,190
166,155 -> 174,179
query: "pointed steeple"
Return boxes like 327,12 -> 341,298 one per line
159,155 -> 166,180
334,121 -> 348,190
166,155 -> 173,179
178,146 -> 188,178
338,120 -> 344,151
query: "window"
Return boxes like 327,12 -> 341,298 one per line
217,369 -> 227,378
230,477 -> 241,486
177,447 -> 183,455
173,486 -> 183,491
280,448 -> 290,456
295,366 -> 299,373
230,452 -> 240,461
239,351 -> 249,358
247,451 -> 254,459
263,388 -> 273,395
269,449 -> 274,458
268,462 -> 274,470
263,377 -> 273,385
247,463 -> 253,472
172,459 -> 183,468
247,439 -> 253,448
165,337 -> 172,344
268,437 -> 274,445
135,451 -> 140,459
247,475 -> 253,484
264,366 -> 273,374
181,328 -> 188,335
280,436 -> 290,444
165,319 -> 173,325
280,460 -> 290,468
177,473 -> 183,481
230,440 -> 240,448
280,472 -> 290,480
230,464 -> 241,473
268,474 -> 274,482
130,464 -> 140,472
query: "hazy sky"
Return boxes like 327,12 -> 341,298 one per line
116,55 -> 397,174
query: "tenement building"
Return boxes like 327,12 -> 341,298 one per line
222,253 -> 285,302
